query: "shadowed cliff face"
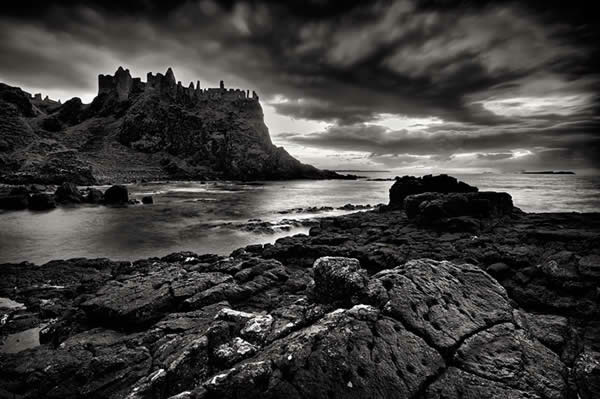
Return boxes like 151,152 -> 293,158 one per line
0,67 -> 341,184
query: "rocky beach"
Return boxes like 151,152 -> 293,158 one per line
2,1 -> 600,397
1,175 -> 599,399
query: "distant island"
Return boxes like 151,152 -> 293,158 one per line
333,169 -> 391,172
521,170 -> 575,175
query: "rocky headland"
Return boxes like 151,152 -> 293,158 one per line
0,68 -> 349,185
1,175 -> 599,398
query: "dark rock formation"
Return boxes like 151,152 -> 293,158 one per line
28,193 -> 56,210
574,352 -> 600,399
142,195 -> 153,204
404,191 -> 514,223
0,68 -> 347,185
85,188 -> 104,204
389,174 -> 478,209
312,256 -> 368,304
54,182 -> 84,203
103,184 -> 129,204
0,191 -> 29,210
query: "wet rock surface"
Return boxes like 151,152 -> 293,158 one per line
1,181 -> 599,398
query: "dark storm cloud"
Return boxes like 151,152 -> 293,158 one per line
1,0 -> 598,170
282,117 -> 600,169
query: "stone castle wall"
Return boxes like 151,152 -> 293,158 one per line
98,66 -> 259,103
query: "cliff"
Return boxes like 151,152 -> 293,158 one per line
0,67 -> 344,184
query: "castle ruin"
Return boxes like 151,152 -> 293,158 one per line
98,66 -> 259,103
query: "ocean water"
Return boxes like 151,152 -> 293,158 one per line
0,173 -> 599,264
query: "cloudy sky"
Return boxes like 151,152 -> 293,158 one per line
1,0 -> 599,173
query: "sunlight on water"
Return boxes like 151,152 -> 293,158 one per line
0,174 -> 598,264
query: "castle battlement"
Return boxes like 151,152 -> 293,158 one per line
98,67 -> 259,103
25,91 -> 61,105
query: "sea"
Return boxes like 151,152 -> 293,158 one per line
1,172 -> 599,265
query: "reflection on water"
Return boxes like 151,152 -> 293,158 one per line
0,326 -> 44,353
0,174 -> 599,264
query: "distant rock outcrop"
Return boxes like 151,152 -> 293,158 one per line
388,174 -> 478,209
0,67 -> 346,185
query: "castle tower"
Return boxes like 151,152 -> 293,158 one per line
114,66 -> 133,101
165,68 -> 176,86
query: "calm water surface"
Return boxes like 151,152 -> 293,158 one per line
1,173 -> 599,264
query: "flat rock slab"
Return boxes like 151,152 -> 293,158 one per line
81,266 -> 231,327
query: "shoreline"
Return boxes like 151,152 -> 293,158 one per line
1,200 -> 599,397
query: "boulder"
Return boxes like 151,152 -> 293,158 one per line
0,193 -> 29,210
453,323 -> 567,398
365,259 -> 513,350
28,193 -> 56,210
54,182 -> 83,203
404,191 -> 513,223
85,188 -> 104,204
312,256 -> 368,304
103,184 -> 128,204
142,195 -> 154,204
388,174 -> 477,209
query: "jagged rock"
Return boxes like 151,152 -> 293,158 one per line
85,188 -> 104,204
573,352 -> 600,399
28,193 -> 56,210
54,182 -> 84,203
312,256 -> 368,304
388,174 -> 477,209
0,328 -> 152,399
404,191 -> 514,223
103,184 -> 128,204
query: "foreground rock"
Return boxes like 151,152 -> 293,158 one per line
1,178 -> 598,398
1,255 -> 578,399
